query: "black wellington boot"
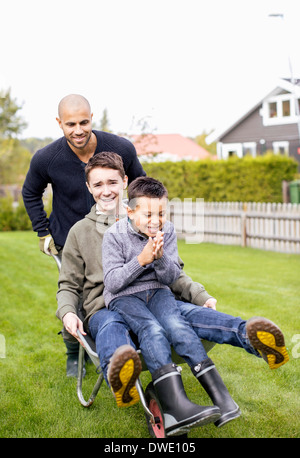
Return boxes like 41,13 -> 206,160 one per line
193,358 -> 241,427
65,340 -> 86,378
152,363 -> 221,436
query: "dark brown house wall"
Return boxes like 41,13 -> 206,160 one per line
220,107 -> 300,162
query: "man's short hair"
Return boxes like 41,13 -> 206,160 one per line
85,152 -> 125,181
128,176 -> 168,208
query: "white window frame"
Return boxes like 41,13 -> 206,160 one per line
221,143 -> 243,159
262,94 -> 299,126
243,142 -> 257,157
272,141 -> 289,156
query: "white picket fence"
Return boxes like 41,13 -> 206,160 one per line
168,200 -> 300,254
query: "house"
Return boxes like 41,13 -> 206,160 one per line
206,78 -> 300,165
130,133 -> 213,162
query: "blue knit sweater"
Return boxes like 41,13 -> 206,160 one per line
22,130 -> 145,246
102,217 -> 181,307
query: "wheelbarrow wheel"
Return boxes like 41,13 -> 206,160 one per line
144,382 -> 165,438
144,382 -> 188,438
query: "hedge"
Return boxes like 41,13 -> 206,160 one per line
142,154 -> 298,203
0,155 -> 297,231
0,196 -> 32,231
0,195 -> 53,232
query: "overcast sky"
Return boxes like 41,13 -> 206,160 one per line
1,0 -> 299,140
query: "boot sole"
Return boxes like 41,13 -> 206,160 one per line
246,317 -> 289,369
107,345 -> 142,408
166,406 -> 221,436
215,402 -> 241,427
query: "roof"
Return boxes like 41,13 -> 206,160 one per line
206,78 -> 300,144
130,133 -> 213,161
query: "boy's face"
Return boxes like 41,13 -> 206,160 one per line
86,167 -> 128,214
127,196 -> 168,237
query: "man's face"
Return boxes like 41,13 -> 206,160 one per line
56,105 -> 93,150
127,196 -> 168,237
86,167 -> 128,214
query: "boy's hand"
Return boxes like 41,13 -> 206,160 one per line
137,238 -> 155,266
203,298 -> 217,310
137,231 -> 165,266
153,231 -> 164,259
62,312 -> 87,345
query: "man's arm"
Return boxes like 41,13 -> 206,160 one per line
22,152 -> 51,238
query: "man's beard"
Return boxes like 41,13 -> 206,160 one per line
68,132 -> 92,150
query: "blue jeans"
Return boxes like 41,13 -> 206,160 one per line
177,301 -> 260,357
109,288 -> 209,374
89,308 -> 137,384
89,298 -> 260,384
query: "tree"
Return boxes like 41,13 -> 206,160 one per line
0,88 -> 27,138
100,108 -> 111,132
0,138 -> 31,185
194,130 -> 217,156
93,108 -> 111,132
21,137 -> 54,154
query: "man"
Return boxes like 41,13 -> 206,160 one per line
57,152 -> 288,433
22,94 -> 145,250
22,94 -> 146,376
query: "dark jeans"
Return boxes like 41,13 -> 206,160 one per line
109,288 -> 209,374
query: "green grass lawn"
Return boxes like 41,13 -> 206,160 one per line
0,231 -> 299,438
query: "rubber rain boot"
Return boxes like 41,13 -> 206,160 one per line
193,358 -> 241,427
153,363 -> 220,436
65,340 -> 85,378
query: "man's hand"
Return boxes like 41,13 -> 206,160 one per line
62,312 -> 86,345
203,298 -> 217,310
39,235 -> 58,255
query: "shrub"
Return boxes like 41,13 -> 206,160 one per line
0,196 -> 32,231
143,155 -> 297,202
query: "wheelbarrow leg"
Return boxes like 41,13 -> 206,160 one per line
76,343 -> 104,407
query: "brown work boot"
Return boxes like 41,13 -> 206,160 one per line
246,317 -> 289,369
107,345 -> 142,407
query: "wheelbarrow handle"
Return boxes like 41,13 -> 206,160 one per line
51,253 -> 62,272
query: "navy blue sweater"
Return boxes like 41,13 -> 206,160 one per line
22,130 -> 146,246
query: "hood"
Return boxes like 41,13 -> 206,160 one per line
85,203 -> 127,228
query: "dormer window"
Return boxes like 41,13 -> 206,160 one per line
282,100 -> 290,117
263,94 -> 299,125
268,102 -> 277,118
